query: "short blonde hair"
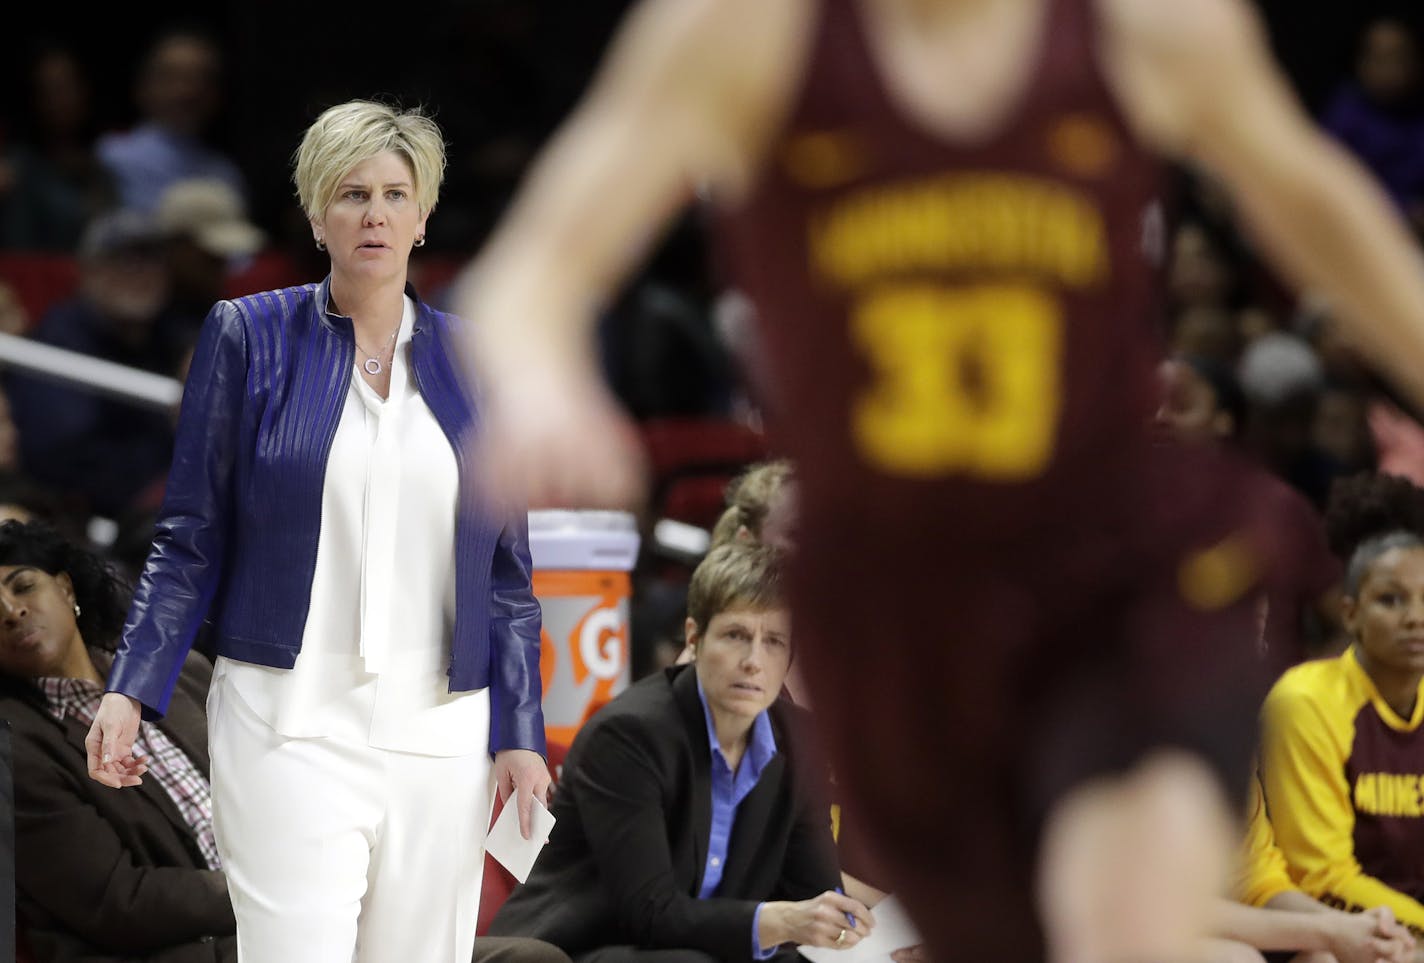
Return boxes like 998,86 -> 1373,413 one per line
292,100 -> 446,220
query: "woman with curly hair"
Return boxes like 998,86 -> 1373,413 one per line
0,520 -> 234,961
1260,472 -> 1424,938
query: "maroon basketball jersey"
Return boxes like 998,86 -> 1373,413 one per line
719,0 -> 1170,546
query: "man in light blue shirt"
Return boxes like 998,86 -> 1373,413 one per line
97,29 -> 245,214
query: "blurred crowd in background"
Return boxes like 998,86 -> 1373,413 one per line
4,3 -> 1424,677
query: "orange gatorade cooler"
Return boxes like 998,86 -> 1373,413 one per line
528,510 -> 641,749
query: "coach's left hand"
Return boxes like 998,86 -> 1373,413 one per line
494,748 -> 553,840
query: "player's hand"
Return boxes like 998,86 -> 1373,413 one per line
758,891 -> 874,949
1374,907 -> 1417,963
1365,904 -> 1415,943
1323,909 -> 1402,963
890,945 -> 931,962
1330,906 -> 1416,963
85,692 -> 147,788
467,353 -> 647,515
492,749 -> 552,841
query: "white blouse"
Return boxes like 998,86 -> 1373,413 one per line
214,295 -> 490,757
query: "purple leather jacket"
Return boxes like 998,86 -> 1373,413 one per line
107,278 -> 546,756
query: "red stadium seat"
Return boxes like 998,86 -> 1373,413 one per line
640,418 -> 768,531
660,475 -> 740,533
0,248 -> 312,327
640,417 -> 767,478
407,254 -> 466,300
221,250 -> 307,301
0,253 -> 80,329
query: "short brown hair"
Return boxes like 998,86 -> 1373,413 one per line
686,543 -> 784,634
709,460 -> 794,549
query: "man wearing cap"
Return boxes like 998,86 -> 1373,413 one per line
5,210 -> 183,517
156,178 -> 264,323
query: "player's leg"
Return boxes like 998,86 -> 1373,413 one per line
1037,749 -> 1239,963
790,553 -> 1050,961
1034,530 -> 1265,963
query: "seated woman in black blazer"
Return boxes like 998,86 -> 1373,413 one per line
490,543 -> 874,962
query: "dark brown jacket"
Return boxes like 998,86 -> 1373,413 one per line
2,649 -> 235,962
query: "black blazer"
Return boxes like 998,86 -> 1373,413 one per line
490,664 -> 840,962
1,650 -> 235,962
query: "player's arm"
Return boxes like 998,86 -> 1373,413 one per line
452,0 -> 810,509
1236,808 -> 1417,961
1213,899 -> 1412,959
1233,776 -> 1295,910
1259,684 -> 1424,933
1102,0 -> 1424,410
464,0 -> 803,361
1262,890 -> 1330,915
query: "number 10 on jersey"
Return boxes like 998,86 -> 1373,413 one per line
852,283 -> 1063,480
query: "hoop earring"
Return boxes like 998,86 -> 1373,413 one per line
414,235 -> 426,248
315,238 -> 326,252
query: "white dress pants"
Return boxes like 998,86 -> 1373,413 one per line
208,671 -> 493,962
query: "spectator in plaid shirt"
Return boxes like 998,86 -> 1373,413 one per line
0,520 -> 234,962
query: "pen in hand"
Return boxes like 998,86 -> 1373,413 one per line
834,885 -> 858,931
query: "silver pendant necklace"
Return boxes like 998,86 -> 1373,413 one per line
355,325 -> 399,376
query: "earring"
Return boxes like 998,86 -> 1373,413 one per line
73,602 -> 81,617
413,235 -> 426,248
315,237 -> 326,252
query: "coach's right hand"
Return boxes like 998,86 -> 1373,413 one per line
758,890 -> 875,950
86,692 -> 148,788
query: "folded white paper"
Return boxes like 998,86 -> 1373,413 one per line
797,896 -> 922,963
485,793 -> 557,884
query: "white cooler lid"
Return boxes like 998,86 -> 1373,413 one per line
526,510 -> 641,571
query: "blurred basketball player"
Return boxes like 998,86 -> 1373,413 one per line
454,0 -> 1424,959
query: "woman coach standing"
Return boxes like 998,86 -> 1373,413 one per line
82,100 -> 550,962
